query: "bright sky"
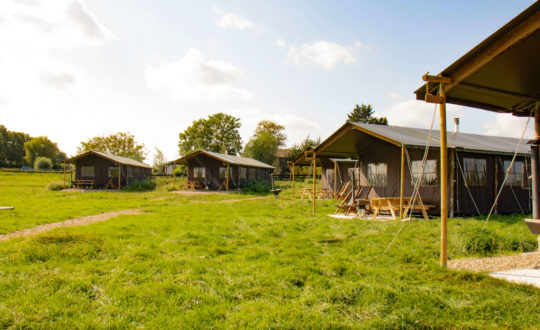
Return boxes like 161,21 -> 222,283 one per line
0,0 -> 535,163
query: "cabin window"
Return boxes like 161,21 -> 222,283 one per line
367,163 -> 387,186
108,167 -> 119,177
326,169 -> 334,186
81,166 -> 94,177
193,167 -> 206,179
504,160 -> 524,187
248,168 -> 256,179
219,167 -> 232,179
463,158 -> 487,186
411,160 -> 437,186
239,167 -> 247,180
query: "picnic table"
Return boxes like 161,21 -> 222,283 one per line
370,197 -> 434,221
300,187 -> 315,200
73,179 -> 96,189
183,181 -> 204,190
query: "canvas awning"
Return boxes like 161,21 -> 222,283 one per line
414,2 -> 540,116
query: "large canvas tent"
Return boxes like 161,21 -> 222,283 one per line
413,2 -> 540,265
297,122 -> 531,215
172,150 -> 274,190
67,150 -> 152,189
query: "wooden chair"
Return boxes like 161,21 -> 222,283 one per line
335,186 -> 365,215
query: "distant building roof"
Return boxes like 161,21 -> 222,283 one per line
173,150 -> 275,169
67,150 -> 152,169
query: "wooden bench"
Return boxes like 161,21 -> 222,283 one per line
73,179 -> 96,189
183,181 -> 204,190
370,197 -> 434,221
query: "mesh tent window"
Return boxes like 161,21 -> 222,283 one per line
504,160 -> 524,187
463,158 -> 487,186
194,167 -> 206,179
366,163 -> 387,186
411,160 -> 438,186
81,166 -> 94,177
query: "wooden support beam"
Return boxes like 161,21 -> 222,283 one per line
292,163 -> 295,198
63,162 -> 66,188
312,155 -> 316,214
425,94 -> 446,104
450,149 -> 455,218
334,161 -> 337,199
226,162 -> 230,191
400,145 -> 405,219
439,86 -> 448,267
422,73 -> 452,84
118,163 -> 121,190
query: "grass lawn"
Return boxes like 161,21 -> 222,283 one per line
0,171 -> 539,328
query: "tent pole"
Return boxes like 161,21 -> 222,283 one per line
450,149 -> 456,218
532,105 -> 540,220
439,84 -> 448,267
63,162 -> 66,188
400,145 -> 405,219
118,163 -> 121,190
226,162 -> 230,191
334,161 -> 337,199
173,164 -> 176,190
312,155 -> 316,214
292,163 -> 295,198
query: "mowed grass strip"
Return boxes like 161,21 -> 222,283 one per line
0,172 -> 538,328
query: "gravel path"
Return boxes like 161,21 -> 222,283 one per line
0,209 -> 142,241
448,252 -> 540,272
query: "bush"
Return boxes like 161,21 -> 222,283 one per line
242,179 -> 272,193
121,179 -> 156,192
34,157 -> 52,170
459,229 -> 537,256
47,181 -> 66,191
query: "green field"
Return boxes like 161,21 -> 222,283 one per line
0,171 -> 539,328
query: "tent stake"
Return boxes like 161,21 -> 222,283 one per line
439,85 -> 448,267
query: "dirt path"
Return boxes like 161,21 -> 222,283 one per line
196,196 -> 272,204
448,251 -> 540,273
0,209 -> 142,241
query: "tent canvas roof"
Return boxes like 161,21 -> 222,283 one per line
414,2 -> 540,116
173,150 -> 275,169
67,150 -> 152,169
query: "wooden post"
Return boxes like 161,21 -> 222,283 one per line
173,165 -> 176,190
292,163 -> 295,198
400,145 -> 405,219
494,156 -> 498,215
439,84 -> 448,267
312,155 -> 316,214
334,161 -> 337,199
118,163 -> 121,190
532,106 -> 540,220
450,149 -> 455,218
63,162 -> 66,188
70,164 -> 73,188
226,162 -> 230,191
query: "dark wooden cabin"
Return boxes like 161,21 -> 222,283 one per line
67,151 -> 152,189
295,122 -> 531,216
172,150 -> 274,190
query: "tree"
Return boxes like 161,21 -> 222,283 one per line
0,125 -> 31,167
78,132 -> 147,161
288,135 -> 321,162
178,113 -> 242,156
152,148 -> 167,173
24,136 -> 61,167
243,120 -> 286,165
347,104 -> 388,125
34,157 -> 53,170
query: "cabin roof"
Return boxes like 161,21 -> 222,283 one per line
67,150 -> 152,169
173,150 -> 275,169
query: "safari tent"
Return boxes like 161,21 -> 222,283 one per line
172,150 -> 274,190
67,150 -> 152,189
294,122 -> 531,216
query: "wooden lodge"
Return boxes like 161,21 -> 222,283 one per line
172,150 -> 274,190
67,150 -> 152,189
293,122 -> 531,216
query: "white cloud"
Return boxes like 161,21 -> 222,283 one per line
0,0 -> 114,50
481,113 -> 533,138
212,5 -> 252,31
275,38 -> 287,48
388,92 -> 402,99
285,40 -> 365,70
378,99 -> 466,129
145,49 -> 253,103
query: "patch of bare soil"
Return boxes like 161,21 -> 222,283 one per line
448,252 -> 540,273
0,209 -> 143,241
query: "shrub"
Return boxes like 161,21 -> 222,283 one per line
47,181 -> 66,191
122,179 -> 156,192
459,229 -> 537,256
34,157 -> 52,170
242,179 -> 272,193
